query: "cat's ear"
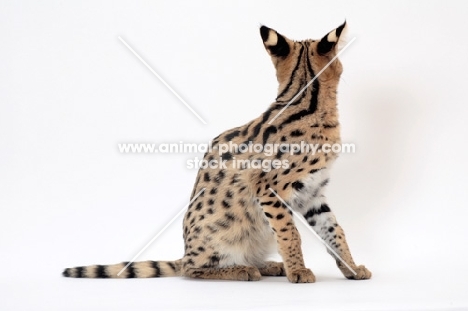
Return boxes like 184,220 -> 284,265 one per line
317,21 -> 347,56
260,26 -> 291,58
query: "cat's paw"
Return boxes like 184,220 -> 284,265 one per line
259,261 -> 286,276
237,266 -> 262,281
346,265 -> 372,280
287,268 -> 316,283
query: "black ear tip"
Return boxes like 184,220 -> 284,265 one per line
336,21 -> 347,37
260,25 -> 270,42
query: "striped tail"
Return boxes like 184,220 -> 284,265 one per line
62,259 -> 182,278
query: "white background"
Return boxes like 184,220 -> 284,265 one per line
1,0 -> 468,310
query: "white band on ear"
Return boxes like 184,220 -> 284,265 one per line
265,30 -> 278,46
327,30 -> 337,43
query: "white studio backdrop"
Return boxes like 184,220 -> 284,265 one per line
1,1 -> 468,310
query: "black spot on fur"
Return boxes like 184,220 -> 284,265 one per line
263,125 -> 278,145
203,172 -> 210,182
241,123 -> 252,137
320,203 -> 331,213
323,123 -> 338,129
221,152 -> 233,161
290,130 -> 304,137
225,130 -> 241,141
231,174 -> 240,185
215,219 -> 230,229
249,113 -> 270,141
292,181 -> 304,191
215,170 -> 226,183
225,212 -> 236,221
279,108 -> 315,130
210,255 -> 220,265
167,261 -> 177,271
304,203 -> 331,220
264,212 -> 273,218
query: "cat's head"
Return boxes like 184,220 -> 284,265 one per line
260,22 -> 347,99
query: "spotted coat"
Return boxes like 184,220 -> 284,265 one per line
63,22 -> 371,283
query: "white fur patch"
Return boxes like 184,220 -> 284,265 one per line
327,29 -> 337,42
218,201 -> 277,268
313,212 -> 337,232
265,30 -> 278,46
337,24 -> 349,50
289,168 -> 331,213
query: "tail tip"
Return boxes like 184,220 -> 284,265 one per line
62,268 -> 71,277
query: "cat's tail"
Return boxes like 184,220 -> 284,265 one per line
62,259 -> 182,278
